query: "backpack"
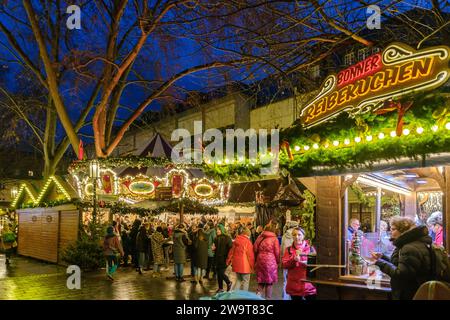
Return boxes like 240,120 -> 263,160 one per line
428,244 -> 450,283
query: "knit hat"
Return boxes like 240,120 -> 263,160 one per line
106,226 -> 114,235
217,223 -> 227,235
297,227 -> 305,236
427,211 -> 443,226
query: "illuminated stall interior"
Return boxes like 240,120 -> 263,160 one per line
342,166 -> 444,280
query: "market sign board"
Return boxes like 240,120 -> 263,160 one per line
299,43 -> 450,128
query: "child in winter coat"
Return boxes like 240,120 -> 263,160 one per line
282,227 -> 317,300
103,226 -> 124,281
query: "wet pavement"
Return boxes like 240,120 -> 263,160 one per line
0,254 -> 284,300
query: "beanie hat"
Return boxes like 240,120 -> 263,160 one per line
106,226 -> 114,235
427,211 -> 443,226
217,223 -> 227,235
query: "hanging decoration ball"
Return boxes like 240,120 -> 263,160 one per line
333,140 -> 339,147
344,139 -> 350,145
432,125 -> 438,132
366,135 -> 373,142
378,133 -> 385,139
313,143 -> 319,149
294,145 -> 300,152
304,145 -> 310,151
403,128 -> 410,135
390,131 -> 397,137
354,137 -> 361,143
416,127 -> 424,134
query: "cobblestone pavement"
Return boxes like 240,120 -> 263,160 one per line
0,254 -> 284,300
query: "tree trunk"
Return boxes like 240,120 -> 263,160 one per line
43,159 -> 57,178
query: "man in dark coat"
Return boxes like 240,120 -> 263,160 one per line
188,224 -> 199,280
214,224 -> 233,292
374,218 -> 432,300
136,225 -> 149,274
129,219 -> 141,270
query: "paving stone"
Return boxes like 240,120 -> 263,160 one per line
0,254 -> 285,300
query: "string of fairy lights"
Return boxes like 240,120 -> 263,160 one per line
292,122 -> 450,154
10,176 -> 71,208
72,167 -> 231,203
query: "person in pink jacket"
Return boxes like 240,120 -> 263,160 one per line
253,224 -> 280,299
282,227 -> 317,300
226,227 -> 255,291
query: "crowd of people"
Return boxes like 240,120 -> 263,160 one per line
102,215 -> 318,300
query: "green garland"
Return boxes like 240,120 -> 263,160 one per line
280,90 -> 450,176
68,155 -> 263,182
18,199 -> 75,209
68,156 -> 203,174
74,198 -> 219,216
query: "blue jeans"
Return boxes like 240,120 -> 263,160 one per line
106,255 -> 118,275
282,269 -> 291,300
174,263 -> 184,278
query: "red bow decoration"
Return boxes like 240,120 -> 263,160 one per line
281,140 -> 294,161
375,100 -> 413,136
78,139 -> 84,160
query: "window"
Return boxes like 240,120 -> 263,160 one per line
358,47 -> 370,61
309,65 -> 320,79
344,52 -> 355,66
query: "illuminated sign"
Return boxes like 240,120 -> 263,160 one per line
129,181 -> 155,195
194,184 -> 214,197
299,43 -> 450,128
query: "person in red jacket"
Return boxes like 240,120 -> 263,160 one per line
254,224 -> 280,299
282,227 -> 317,300
226,227 -> 255,291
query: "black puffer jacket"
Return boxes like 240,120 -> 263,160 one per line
375,225 -> 432,300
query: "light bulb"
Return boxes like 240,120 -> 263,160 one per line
313,143 -> 319,149
294,146 -> 300,151
344,139 -> 350,145
416,127 -> 424,134
403,128 -> 410,135
446,123 -> 450,130
324,143 -> 329,148
378,133 -> 385,139
366,135 -> 373,142
390,131 -> 397,137
432,125 -> 438,132
354,137 -> 361,143
333,140 -> 339,147
225,158 -> 230,164
304,145 -> 310,151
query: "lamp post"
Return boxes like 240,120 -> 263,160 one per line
89,160 -> 100,223
11,186 -> 18,200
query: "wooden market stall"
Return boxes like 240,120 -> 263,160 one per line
17,204 -> 79,264
279,42 -> 450,299
9,175 -> 80,263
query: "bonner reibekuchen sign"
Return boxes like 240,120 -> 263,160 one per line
299,43 -> 450,128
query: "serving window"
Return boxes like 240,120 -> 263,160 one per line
341,167 -> 445,282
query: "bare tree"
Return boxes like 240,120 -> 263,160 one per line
0,0 -> 447,163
